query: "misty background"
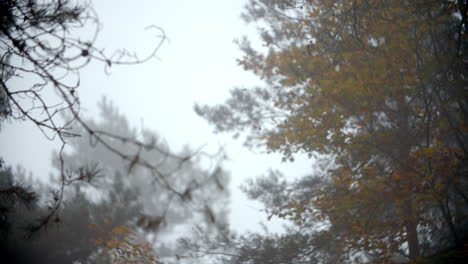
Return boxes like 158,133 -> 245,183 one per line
0,0 -> 312,235
1,0 -> 466,263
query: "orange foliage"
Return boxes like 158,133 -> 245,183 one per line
237,0 -> 467,261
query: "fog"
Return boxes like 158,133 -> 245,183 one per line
1,0 -> 466,263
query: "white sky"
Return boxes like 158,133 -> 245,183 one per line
0,0 -> 314,234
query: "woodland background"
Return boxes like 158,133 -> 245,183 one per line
0,0 -> 467,263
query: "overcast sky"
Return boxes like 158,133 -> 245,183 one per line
0,0 -> 314,234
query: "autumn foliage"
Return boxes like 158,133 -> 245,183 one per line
91,223 -> 160,264
197,0 -> 467,262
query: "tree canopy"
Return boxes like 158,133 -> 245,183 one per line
196,0 -> 467,262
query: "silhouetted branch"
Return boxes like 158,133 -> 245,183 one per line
0,0 -> 213,237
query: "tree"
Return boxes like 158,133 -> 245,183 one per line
0,160 -> 36,237
217,231 -> 319,264
196,0 -> 467,262
180,222 -> 346,264
178,170 -> 347,264
21,172 -> 144,264
0,160 -> 152,264
53,98 -> 230,263
0,159 -> 40,263
91,224 -> 161,264
1,125 -> 225,264
1,2 -> 230,263
0,0 -> 214,239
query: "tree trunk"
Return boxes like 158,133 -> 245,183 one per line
404,202 -> 420,260
396,95 -> 420,260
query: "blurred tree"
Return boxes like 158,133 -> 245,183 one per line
91,224 -> 161,264
1,1 -> 230,263
1,1 -> 228,262
178,170 -> 347,264
180,221 -> 346,264
0,159 -> 39,263
196,0 -> 467,262
0,162 -> 150,264
0,0 -> 189,235
0,160 -> 36,238
223,231 -> 339,264
28,172 -> 144,264
49,98 -> 230,263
